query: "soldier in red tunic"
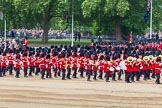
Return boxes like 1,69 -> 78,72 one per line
14,54 -> 21,78
21,52 -> 28,77
79,56 -> 85,78
35,53 -> 41,75
72,56 -> 78,78
154,57 -> 161,84
86,59 -> 92,81
45,54 -> 52,78
60,57 -> 66,80
39,54 -> 46,79
98,55 -> 104,79
1,52 -> 7,77
66,56 -> 72,79
92,60 -> 98,80
28,53 -> 34,76
7,50 -> 14,75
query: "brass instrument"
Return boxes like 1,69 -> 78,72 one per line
127,56 -> 133,62
149,55 -> 154,61
143,56 -> 149,62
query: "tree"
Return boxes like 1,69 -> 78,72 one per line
82,0 -> 129,40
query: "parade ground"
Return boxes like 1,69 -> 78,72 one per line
0,75 -> 162,108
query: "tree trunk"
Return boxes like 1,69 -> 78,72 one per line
42,11 -> 51,44
115,19 -> 122,41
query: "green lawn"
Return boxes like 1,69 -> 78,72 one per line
28,39 -> 91,45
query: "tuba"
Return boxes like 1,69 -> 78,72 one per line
143,56 -> 149,62
127,56 -> 133,62
149,55 -> 154,61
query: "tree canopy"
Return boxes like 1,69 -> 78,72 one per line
0,0 -> 162,42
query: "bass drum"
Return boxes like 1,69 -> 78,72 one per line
110,67 -> 114,71
116,66 -> 120,71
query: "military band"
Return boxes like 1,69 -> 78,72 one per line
0,41 -> 162,84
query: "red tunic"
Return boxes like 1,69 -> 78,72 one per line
46,60 -> 51,70
15,60 -> 21,69
21,57 -> 28,68
1,58 -> 6,67
28,57 -> 34,67
154,63 -> 161,74
39,59 -> 46,69
8,55 -> 13,65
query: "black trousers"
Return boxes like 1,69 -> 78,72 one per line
66,68 -> 71,79
87,70 -> 92,81
112,72 -> 116,81
136,71 -> 141,81
79,68 -> 84,77
15,68 -> 20,78
62,69 -> 66,80
72,68 -> 77,78
93,71 -> 97,80
98,70 -> 103,79
41,68 -> 45,79
1,67 -> 6,76
0,66 -> 2,77
58,67 -> 61,76
8,64 -> 13,75
151,70 -> 155,78
118,70 -> 122,80
105,72 -> 110,82
155,73 -> 160,84
46,69 -> 51,78
29,66 -> 34,76
130,72 -> 136,82
125,72 -> 130,83
53,67 -> 57,77
24,67 -> 28,77
35,66 -> 40,75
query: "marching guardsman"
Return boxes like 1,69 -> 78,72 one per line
1,52 -> 7,77
92,60 -> 98,80
28,53 -> 34,76
78,57 -> 85,78
98,59 -> 104,79
35,53 -> 41,75
130,58 -> 136,82
154,57 -> 161,84
104,60 -> 111,82
66,57 -> 72,79
72,57 -> 78,78
142,56 -> 149,80
0,56 -> 2,77
60,57 -> 66,80
51,53 -> 57,77
7,50 -> 14,75
125,57 -> 133,83
21,51 -> 28,77
45,54 -> 52,78
14,54 -> 21,78
136,58 -> 142,81
86,58 -> 92,81
39,54 -> 46,79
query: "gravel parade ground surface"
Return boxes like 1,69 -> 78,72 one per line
0,73 -> 162,108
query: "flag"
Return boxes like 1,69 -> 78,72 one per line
129,32 -> 133,44
144,0 -> 151,22
0,11 -> 3,20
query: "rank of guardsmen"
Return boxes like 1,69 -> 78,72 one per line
0,40 -> 162,84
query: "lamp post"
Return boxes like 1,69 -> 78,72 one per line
65,0 -> 74,46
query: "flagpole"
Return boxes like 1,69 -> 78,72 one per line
150,0 -> 153,39
4,18 -> 6,51
71,0 -> 74,47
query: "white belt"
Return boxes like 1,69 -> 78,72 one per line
155,68 -> 160,69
